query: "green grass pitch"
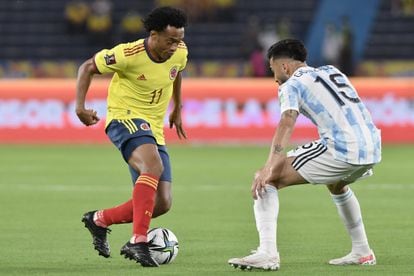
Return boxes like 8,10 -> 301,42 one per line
0,144 -> 413,275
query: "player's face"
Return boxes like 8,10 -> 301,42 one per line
152,25 -> 185,61
269,58 -> 290,85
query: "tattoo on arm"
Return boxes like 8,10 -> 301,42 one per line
272,110 -> 297,156
273,144 -> 284,154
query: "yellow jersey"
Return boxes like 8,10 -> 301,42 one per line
94,38 -> 187,145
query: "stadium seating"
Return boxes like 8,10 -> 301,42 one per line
0,0 -> 413,77
0,0 -> 317,61
364,0 -> 414,60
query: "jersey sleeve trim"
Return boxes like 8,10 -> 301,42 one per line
280,107 -> 300,114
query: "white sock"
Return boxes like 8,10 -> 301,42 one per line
254,184 -> 278,257
331,187 -> 371,256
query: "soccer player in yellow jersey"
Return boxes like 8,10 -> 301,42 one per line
75,6 -> 188,267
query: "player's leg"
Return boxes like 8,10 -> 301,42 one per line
152,181 -> 171,217
84,159 -> 161,231
91,179 -> 173,225
152,145 -> 173,218
253,157 -> 306,253
103,142 -> 169,267
228,183 -> 281,271
120,140 -> 161,267
81,210 -> 112,258
229,155 -> 307,271
94,200 -> 133,226
81,199 -> 135,258
82,119 -> 143,258
327,176 -> 376,265
285,141 -> 376,265
91,186 -> 171,228
83,141 -> 162,265
81,119 -> 162,264
99,145 -> 173,224
128,145 -> 173,218
230,140 -> 344,270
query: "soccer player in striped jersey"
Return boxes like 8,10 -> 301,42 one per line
75,6 -> 188,267
228,39 -> 381,271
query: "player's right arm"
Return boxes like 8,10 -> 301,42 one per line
252,82 -> 300,198
252,109 -> 298,198
76,57 -> 100,126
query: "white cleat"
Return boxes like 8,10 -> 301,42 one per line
228,251 -> 280,271
329,250 -> 376,266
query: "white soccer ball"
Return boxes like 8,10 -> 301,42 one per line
147,227 -> 179,265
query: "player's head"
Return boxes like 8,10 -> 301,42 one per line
267,39 -> 307,84
143,6 -> 187,61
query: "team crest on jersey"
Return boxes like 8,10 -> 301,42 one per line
140,123 -> 151,131
169,66 -> 178,80
104,53 -> 116,65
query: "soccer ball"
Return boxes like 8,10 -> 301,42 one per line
147,227 -> 179,265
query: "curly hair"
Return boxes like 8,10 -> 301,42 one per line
267,39 -> 307,62
143,6 -> 187,32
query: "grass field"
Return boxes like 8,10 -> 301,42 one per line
0,144 -> 413,275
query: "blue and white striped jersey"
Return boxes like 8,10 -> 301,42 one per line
279,65 -> 381,165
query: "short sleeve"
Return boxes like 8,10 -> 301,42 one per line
278,82 -> 300,114
94,44 -> 127,74
180,53 -> 187,71
177,42 -> 188,71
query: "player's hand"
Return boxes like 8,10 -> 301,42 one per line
76,108 -> 100,126
169,109 -> 187,139
251,169 -> 268,199
251,161 -> 283,199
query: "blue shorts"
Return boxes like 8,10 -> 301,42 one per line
106,118 -> 172,183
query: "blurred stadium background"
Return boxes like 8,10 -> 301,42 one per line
1,0 -> 414,78
1,1 -> 414,275
0,0 -> 413,144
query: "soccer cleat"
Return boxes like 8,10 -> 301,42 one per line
329,250 -> 376,265
81,211 -> 111,258
120,242 -> 159,267
228,251 -> 280,271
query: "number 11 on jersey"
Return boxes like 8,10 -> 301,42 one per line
149,89 -> 163,104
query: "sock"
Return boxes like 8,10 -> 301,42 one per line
131,173 -> 159,244
93,210 -> 108,228
331,187 -> 371,256
254,184 -> 279,257
93,200 -> 133,228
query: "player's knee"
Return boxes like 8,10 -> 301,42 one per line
128,145 -> 164,177
147,161 -> 164,177
327,183 -> 348,195
131,158 -> 164,177
273,181 -> 287,190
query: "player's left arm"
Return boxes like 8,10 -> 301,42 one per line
252,109 -> 298,198
169,71 -> 187,139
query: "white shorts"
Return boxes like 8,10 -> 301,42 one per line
287,140 -> 374,185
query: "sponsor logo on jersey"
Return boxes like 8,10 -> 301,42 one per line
104,53 -> 116,65
169,66 -> 178,80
